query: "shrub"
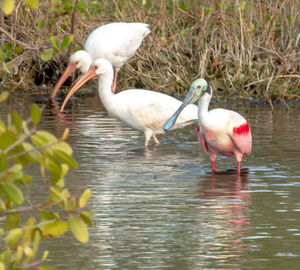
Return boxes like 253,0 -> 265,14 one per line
0,91 -> 93,270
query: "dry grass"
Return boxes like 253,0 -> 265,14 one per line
0,0 -> 299,100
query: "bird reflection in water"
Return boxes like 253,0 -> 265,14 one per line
49,97 -> 76,126
196,169 -> 251,265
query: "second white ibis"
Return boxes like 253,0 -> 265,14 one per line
51,22 -> 150,97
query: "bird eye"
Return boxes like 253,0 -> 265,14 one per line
75,61 -> 79,65
197,85 -> 201,89
94,66 -> 98,70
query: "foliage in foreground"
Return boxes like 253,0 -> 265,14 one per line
0,91 -> 93,270
0,0 -> 299,100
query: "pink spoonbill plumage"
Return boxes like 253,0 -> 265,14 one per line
60,58 -> 198,148
163,78 -> 252,173
51,22 -> 150,97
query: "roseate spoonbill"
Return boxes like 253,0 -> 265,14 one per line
163,78 -> 252,173
51,22 -> 150,97
60,58 -> 198,147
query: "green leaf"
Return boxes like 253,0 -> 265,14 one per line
15,45 -> 24,54
0,199 -> 6,210
36,130 -> 57,143
61,34 -> 74,51
12,112 -> 22,131
80,211 -> 94,227
52,142 -> 72,155
31,104 -> 41,125
2,62 -> 10,73
0,131 -> 16,150
5,213 -> 20,230
33,230 -> 41,256
24,0 -> 39,9
61,128 -> 70,141
0,262 -> 5,270
42,250 -> 49,261
2,0 -> 15,15
1,182 -> 24,205
54,149 -> 77,168
42,220 -> 68,237
4,42 -> 13,51
32,130 -> 57,148
41,48 -> 54,61
16,245 -> 23,262
45,154 -> 62,177
22,217 -> 36,244
6,164 -> 23,182
5,228 -> 22,246
0,249 -> 12,264
53,163 -> 68,187
79,188 -> 91,208
0,152 -> 8,171
22,142 -> 38,162
39,212 -> 59,220
32,134 -> 49,147
0,91 -> 9,103
49,17 -> 57,26
69,216 -> 89,243
49,187 -> 62,201
0,120 -> 6,133
50,36 -> 59,52
24,246 -> 34,258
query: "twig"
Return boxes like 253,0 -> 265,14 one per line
265,72 -> 274,109
21,260 -> 43,269
245,74 -> 300,87
128,0 -> 143,22
0,26 -> 34,50
3,119 -> 33,154
0,203 -> 44,216
112,0 -> 124,20
7,139 -> 64,161
177,6 -> 196,20
67,0 -> 79,58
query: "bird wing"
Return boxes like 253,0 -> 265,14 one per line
85,23 -> 150,68
204,109 -> 252,155
117,90 -> 197,133
230,122 -> 252,155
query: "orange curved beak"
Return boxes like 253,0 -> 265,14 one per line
51,62 -> 77,98
60,66 -> 97,112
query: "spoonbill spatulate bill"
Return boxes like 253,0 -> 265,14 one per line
51,22 -> 150,97
60,58 -> 198,148
164,78 -> 252,173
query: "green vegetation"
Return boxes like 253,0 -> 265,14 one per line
0,0 -> 299,100
0,91 -> 93,269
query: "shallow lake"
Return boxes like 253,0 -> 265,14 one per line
1,92 -> 300,269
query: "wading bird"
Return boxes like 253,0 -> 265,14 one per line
51,22 -> 150,97
163,78 -> 252,173
60,58 -> 198,148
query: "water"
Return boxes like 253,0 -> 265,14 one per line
1,93 -> 300,269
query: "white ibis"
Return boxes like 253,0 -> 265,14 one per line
60,58 -> 198,148
51,22 -> 150,97
163,78 -> 252,173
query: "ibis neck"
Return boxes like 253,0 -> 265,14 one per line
98,70 -> 114,105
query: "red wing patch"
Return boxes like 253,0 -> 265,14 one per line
233,123 -> 250,135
